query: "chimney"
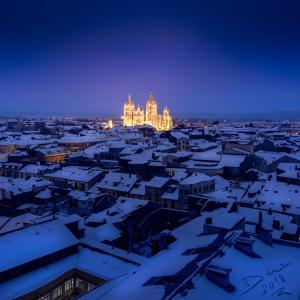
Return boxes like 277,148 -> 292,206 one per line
234,236 -> 260,258
205,264 -> 235,293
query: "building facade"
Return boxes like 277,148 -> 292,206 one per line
123,93 -> 173,131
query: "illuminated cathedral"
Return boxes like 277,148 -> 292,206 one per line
122,93 -> 173,131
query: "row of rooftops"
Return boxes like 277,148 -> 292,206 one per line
1,119 -> 300,299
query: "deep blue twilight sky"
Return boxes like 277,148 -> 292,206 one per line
1,0 -> 300,117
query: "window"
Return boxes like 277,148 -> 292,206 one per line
53,286 -> 63,299
65,279 -> 74,292
87,283 -> 95,291
76,278 -> 85,289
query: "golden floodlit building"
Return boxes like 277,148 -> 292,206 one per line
123,93 -> 173,131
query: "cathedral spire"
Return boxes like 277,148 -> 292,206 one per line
148,91 -> 156,103
127,94 -> 133,105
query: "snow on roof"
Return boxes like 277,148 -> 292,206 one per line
86,196 -> 148,225
85,197 -> 148,242
182,159 -> 220,170
34,144 -> 68,155
255,150 -> 291,164
148,161 -> 165,167
180,172 -> 212,185
20,163 -> 59,174
77,247 -> 135,280
170,169 -> 189,182
81,237 -> 148,265
170,131 -> 189,140
238,207 -> 296,234
174,238 -> 300,300
58,135 -> 100,144
0,220 -> 78,273
85,222 -> 122,242
0,135 -> 55,146
156,145 -> 177,152
146,176 -> 169,188
192,148 -> 221,162
212,175 -> 230,190
0,247 -> 136,300
277,163 -> 300,172
82,143 -> 109,158
0,213 -> 59,235
125,149 -> 154,165
97,172 -> 138,192
278,170 -> 300,180
35,188 -> 52,199
130,181 -> 146,196
47,166 -> 103,182
16,203 -> 39,210
260,179 -> 300,208
168,151 -> 192,158
207,211 -> 245,229
80,221 -> 218,300
220,154 -> 246,168
161,186 -> 179,201
189,140 -> 218,150
120,132 -> 143,140
183,154 -> 245,171
0,176 -> 51,196
0,213 -> 47,234
203,181 -> 247,202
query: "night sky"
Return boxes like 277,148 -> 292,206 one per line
1,0 -> 300,117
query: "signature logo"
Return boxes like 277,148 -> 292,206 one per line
241,262 -> 292,296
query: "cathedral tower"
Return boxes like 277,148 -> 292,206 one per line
123,94 -> 135,126
145,92 -> 158,126
122,93 -> 173,130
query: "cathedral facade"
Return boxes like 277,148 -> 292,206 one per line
123,93 -> 173,131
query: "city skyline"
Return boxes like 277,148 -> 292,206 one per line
2,2 -> 300,299
1,0 -> 300,117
